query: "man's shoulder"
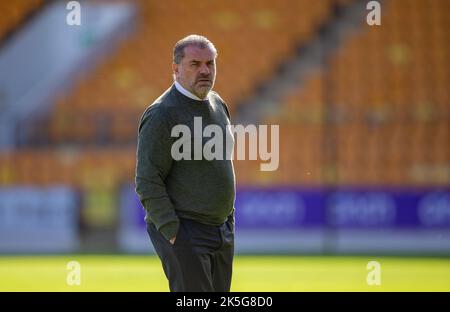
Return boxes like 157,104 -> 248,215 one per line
155,85 -> 179,106
208,90 -> 225,103
141,101 -> 167,123
209,90 -> 231,119
140,87 -> 177,121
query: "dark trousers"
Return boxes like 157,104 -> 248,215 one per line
147,216 -> 234,292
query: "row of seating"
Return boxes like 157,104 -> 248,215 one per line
2,136 -> 446,188
0,148 -> 135,189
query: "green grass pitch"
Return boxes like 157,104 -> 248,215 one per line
0,255 -> 449,291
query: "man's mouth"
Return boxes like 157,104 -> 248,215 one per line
196,80 -> 211,86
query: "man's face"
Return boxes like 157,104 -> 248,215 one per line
173,45 -> 216,99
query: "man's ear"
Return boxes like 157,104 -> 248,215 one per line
172,63 -> 179,78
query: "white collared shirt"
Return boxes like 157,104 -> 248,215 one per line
174,81 -> 207,101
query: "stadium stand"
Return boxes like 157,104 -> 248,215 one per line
0,0 -> 448,196
30,0 -> 337,145
259,0 -> 449,186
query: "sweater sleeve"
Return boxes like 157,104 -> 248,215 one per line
216,94 -> 235,224
135,106 -> 179,240
212,91 -> 232,121
221,101 -> 231,120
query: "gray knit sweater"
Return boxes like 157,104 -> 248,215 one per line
135,84 -> 235,240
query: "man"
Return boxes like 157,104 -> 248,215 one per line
135,35 -> 236,292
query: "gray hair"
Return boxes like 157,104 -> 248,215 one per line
173,35 -> 217,64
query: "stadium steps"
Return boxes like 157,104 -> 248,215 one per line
235,0 -> 368,125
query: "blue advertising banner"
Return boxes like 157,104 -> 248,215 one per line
0,186 -> 80,252
234,187 -> 326,229
121,184 -> 450,230
119,185 -> 450,253
327,188 -> 450,229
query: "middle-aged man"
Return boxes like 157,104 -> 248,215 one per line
135,34 -> 236,292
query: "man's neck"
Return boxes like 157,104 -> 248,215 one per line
174,81 -> 207,101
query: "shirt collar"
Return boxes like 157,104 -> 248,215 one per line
174,81 -> 207,101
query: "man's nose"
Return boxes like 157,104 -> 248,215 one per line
199,63 -> 210,75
